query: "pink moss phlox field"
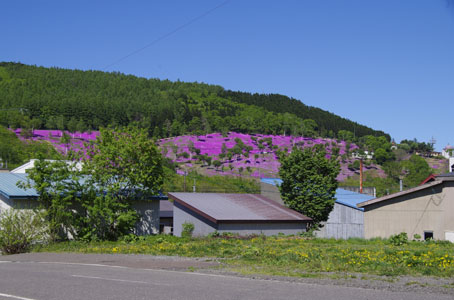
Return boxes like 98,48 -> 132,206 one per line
13,129 -> 99,158
13,129 -> 372,180
158,132 -> 363,179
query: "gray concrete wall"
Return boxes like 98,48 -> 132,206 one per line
364,182 -> 454,240
132,200 -> 160,235
218,222 -> 306,236
315,203 -> 364,239
173,203 -> 217,237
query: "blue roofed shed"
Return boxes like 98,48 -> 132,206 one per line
0,173 -> 167,235
260,178 -> 375,239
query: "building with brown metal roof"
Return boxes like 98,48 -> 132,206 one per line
168,193 -> 311,237
357,173 -> 454,241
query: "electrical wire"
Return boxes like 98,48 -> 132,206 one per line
102,0 -> 231,71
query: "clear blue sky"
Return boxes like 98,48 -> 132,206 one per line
2,0 -> 454,150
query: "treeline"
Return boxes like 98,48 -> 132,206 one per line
0,62 -> 388,139
222,91 -> 390,139
0,126 -> 61,169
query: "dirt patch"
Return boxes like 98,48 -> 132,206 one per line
201,268 -> 454,296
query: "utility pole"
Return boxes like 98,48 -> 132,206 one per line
359,158 -> 363,194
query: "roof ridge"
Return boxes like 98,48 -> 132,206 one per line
357,180 -> 443,208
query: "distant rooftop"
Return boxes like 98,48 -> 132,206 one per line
11,159 -> 83,174
168,192 -> 311,223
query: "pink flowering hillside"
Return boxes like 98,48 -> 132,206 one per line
158,132 -> 384,180
13,129 -> 384,181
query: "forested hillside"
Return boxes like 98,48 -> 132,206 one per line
0,62 -> 388,139
222,91 -> 389,138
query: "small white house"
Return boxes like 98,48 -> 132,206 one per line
11,159 -> 83,174
351,151 -> 374,160
442,145 -> 454,159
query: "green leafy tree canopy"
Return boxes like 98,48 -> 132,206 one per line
278,147 -> 340,228
23,126 -> 164,241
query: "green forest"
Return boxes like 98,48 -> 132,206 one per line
0,62 -> 388,139
0,126 -> 61,169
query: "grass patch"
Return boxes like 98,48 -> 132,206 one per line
32,235 -> 454,278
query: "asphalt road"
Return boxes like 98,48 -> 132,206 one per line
0,255 -> 451,300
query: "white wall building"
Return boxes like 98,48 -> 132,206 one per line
11,159 -> 83,174
442,145 -> 454,159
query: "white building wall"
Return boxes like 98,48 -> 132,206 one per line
442,147 -> 454,159
0,195 -> 12,214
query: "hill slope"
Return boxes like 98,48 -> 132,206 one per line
12,129 -> 384,182
0,62 -> 388,139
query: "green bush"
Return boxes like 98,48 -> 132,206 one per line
388,232 -> 408,246
181,222 -> 195,238
0,209 -> 49,254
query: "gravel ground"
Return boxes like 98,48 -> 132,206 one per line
2,253 -> 454,296
201,268 -> 454,296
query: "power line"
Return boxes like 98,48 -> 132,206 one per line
102,0 -> 231,71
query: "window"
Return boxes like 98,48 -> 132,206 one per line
424,231 -> 433,240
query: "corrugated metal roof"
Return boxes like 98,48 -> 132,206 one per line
0,173 -> 38,199
168,193 -> 311,223
261,178 -> 373,211
0,173 -> 166,201
335,188 -> 374,211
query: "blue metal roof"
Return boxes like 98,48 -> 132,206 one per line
0,173 -> 38,199
0,173 -> 168,201
261,178 -> 375,211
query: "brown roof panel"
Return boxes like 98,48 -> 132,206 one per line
168,193 -> 311,223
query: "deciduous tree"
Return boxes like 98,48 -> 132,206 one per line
278,147 -> 340,228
